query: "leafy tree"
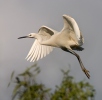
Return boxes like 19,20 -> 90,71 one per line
8,64 -> 95,100
8,64 -> 50,100
51,69 -> 95,100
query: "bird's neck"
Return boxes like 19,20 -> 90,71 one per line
34,34 -> 40,40
34,34 -> 43,43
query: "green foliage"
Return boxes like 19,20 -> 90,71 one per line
51,69 -> 95,100
8,64 -> 95,100
8,64 -> 50,100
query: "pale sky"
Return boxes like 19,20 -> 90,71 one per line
1,1 -> 102,100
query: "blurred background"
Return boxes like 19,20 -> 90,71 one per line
0,0 -> 102,100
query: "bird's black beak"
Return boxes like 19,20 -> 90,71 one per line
18,36 -> 28,39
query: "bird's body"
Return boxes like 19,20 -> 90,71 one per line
18,14 -> 90,79
41,31 -> 76,48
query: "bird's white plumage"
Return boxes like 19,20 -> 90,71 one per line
18,14 -> 90,79
25,15 -> 84,62
62,15 -> 83,46
26,39 -> 53,62
25,26 -> 56,62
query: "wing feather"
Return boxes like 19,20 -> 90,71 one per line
46,46 -> 49,54
26,42 -> 35,59
35,42 -> 41,61
62,15 -> 81,40
36,44 -> 41,61
40,45 -> 44,59
26,40 -> 53,62
43,45 -> 46,57
26,40 -> 36,59
26,26 -> 58,62
29,46 -> 37,61
32,42 -> 39,62
26,40 -> 37,61
62,15 -> 84,46
30,41 -> 39,62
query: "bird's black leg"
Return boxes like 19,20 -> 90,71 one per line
62,47 -> 90,79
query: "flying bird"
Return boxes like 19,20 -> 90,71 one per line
18,15 -> 90,79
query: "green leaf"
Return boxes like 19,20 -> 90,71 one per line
8,71 -> 15,87
11,71 -> 15,80
13,84 -> 21,96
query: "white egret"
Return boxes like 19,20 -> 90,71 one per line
18,15 -> 90,79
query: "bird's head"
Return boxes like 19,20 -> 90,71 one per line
18,33 -> 36,39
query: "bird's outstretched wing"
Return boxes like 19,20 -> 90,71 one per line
61,15 -> 84,46
38,25 -> 58,36
62,15 -> 74,32
26,26 -> 57,62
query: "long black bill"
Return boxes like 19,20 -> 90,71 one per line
18,36 -> 28,39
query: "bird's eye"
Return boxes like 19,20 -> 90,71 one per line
29,34 -> 31,36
